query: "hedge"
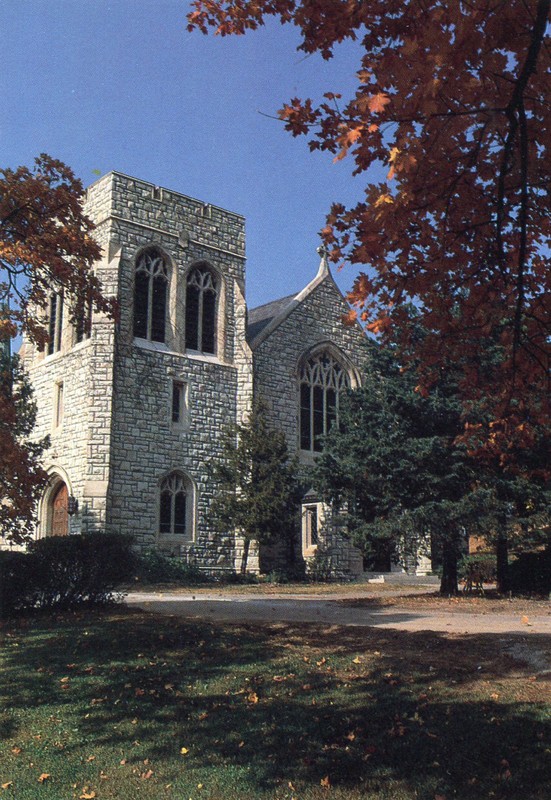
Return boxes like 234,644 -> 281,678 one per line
0,533 -> 135,617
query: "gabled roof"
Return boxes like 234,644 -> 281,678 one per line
247,248 -> 342,349
246,294 -> 298,343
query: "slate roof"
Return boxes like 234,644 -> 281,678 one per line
246,293 -> 298,343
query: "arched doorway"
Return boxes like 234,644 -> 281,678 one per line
49,482 -> 69,537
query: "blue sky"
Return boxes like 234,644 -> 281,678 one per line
1,0 -> 372,310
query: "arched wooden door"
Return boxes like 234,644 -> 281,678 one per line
50,482 -> 69,537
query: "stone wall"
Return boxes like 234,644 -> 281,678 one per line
252,272 -> 368,578
90,173 -> 253,570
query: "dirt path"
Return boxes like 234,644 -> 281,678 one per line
126,590 -> 551,637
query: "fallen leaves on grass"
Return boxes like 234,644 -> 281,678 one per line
320,775 -> 331,788
37,773 -> 50,783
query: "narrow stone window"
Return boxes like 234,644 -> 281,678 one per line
54,381 -> 64,428
159,473 -> 188,536
304,505 -> 319,549
133,248 -> 168,343
185,266 -> 218,354
75,300 -> 92,344
299,352 -> 350,452
171,380 -> 188,426
47,292 -> 63,355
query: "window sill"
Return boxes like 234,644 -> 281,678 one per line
42,350 -> 64,363
185,349 -> 226,366
134,339 -> 230,367
72,338 -> 92,352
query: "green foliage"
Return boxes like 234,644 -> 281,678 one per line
458,553 -> 497,590
210,400 -> 302,572
316,327 -> 551,595
133,548 -> 209,585
509,551 -> 551,597
0,533 -> 135,616
223,570 -> 260,585
0,550 -> 42,617
262,563 -> 306,584
315,339 -> 475,594
306,547 -> 334,583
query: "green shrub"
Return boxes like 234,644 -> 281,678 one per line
223,570 -> 259,585
28,533 -> 136,609
262,563 -> 306,584
307,548 -> 334,583
0,550 -> 42,616
1,533 -> 136,616
509,550 -> 551,596
133,549 -> 208,585
458,553 -> 497,591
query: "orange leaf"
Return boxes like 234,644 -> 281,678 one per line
367,93 -> 390,114
320,775 -> 331,788
38,774 -> 50,783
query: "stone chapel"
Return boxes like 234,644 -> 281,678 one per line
20,172 -> 370,577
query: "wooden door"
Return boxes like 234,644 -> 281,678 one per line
51,483 -> 69,537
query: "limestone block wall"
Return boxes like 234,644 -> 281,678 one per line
252,275 -> 368,578
85,173 -> 253,569
20,329 -> 116,535
108,339 -> 242,567
19,188 -> 120,536
252,277 -> 368,451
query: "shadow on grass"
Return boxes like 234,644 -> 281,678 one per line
1,609 -> 550,799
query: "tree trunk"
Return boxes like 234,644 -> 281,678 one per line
496,530 -> 509,594
240,538 -> 250,574
440,539 -> 459,595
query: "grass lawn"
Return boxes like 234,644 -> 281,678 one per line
1,607 -> 550,800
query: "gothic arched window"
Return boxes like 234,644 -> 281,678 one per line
299,351 -> 351,452
159,472 -> 189,536
185,265 -> 218,354
133,248 -> 168,342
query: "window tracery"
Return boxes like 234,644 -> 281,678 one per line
159,472 -> 188,536
299,351 -> 350,452
133,248 -> 168,342
185,266 -> 218,354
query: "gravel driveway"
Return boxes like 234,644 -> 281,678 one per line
126,590 -> 551,636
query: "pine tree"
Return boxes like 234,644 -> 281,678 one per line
210,401 -> 301,574
314,343 -> 482,595
316,337 -> 551,594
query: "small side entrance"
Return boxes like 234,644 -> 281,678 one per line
49,482 -> 69,537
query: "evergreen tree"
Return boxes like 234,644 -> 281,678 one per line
210,401 -> 301,574
314,343 -> 481,595
315,338 -> 551,594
